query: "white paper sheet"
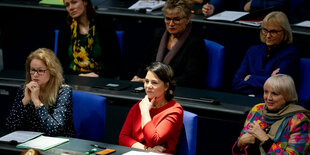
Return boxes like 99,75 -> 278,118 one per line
207,11 -> 249,22
295,21 -> 310,28
0,131 -> 43,143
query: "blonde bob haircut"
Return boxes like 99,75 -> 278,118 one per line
260,11 -> 293,44
162,0 -> 192,18
264,74 -> 298,103
25,48 -> 64,108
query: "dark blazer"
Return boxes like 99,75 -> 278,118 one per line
57,17 -> 122,78
137,28 -> 208,89
232,44 -> 300,96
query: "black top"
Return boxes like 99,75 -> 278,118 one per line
57,16 -> 122,78
137,28 -> 208,89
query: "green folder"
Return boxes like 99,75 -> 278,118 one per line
39,0 -> 64,6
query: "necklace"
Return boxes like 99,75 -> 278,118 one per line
152,100 -> 168,108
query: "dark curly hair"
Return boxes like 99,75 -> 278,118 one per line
146,62 -> 176,101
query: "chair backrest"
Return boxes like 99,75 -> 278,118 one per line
72,90 -> 106,141
116,31 -> 124,55
54,29 -> 59,56
299,58 -> 310,101
176,110 -> 198,155
289,0 -> 304,13
204,39 -> 226,88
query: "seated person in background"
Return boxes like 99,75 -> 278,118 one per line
6,48 -> 75,137
131,0 -> 207,89
232,11 -> 299,97
241,0 -> 290,13
232,74 -> 310,154
201,0 -> 243,16
119,62 -> 183,154
58,0 -> 121,78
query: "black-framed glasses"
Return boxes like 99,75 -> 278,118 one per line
30,69 -> 47,76
261,28 -> 283,36
164,17 -> 185,24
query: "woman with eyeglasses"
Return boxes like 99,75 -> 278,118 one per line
6,48 -> 75,137
131,0 -> 208,89
232,11 -> 300,97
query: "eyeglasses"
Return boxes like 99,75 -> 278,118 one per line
164,17 -> 185,24
30,69 -> 47,76
261,28 -> 283,36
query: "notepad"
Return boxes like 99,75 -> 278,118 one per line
17,136 -> 69,151
206,11 -> 249,22
39,0 -> 64,6
0,131 -> 43,144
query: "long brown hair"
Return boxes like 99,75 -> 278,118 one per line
65,0 -> 97,24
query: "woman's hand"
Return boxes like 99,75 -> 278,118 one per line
202,3 -> 215,16
79,72 -> 99,77
139,95 -> 154,112
244,1 -> 251,11
131,76 -> 145,83
22,86 -> 31,106
247,121 -> 269,142
24,81 -> 41,108
244,75 -> 251,81
238,132 -> 255,147
147,145 -> 166,153
139,95 -> 155,128
271,68 -> 280,76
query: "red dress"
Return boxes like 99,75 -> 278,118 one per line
119,100 -> 183,154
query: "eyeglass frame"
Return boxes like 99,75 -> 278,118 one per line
30,69 -> 48,76
164,16 -> 186,24
261,28 -> 283,36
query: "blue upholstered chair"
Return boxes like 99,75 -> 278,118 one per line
204,39 -> 226,88
54,29 -> 59,56
116,31 -> 124,55
299,58 -> 310,102
72,90 -> 106,141
176,110 -> 198,155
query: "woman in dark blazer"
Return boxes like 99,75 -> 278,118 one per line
132,0 -> 207,89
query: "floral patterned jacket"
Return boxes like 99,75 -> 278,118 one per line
233,103 -> 310,155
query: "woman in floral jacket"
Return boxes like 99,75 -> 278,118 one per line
233,74 -> 310,155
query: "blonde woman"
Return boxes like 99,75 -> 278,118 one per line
232,11 -> 300,97
6,48 -> 75,137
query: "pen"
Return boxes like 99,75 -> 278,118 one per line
85,148 -> 97,155
91,144 -> 106,149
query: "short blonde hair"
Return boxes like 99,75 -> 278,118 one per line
264,74 -> 298,103
25,48 -> 64,107
162,0 -> 192,18
260,11 -> 293,44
